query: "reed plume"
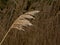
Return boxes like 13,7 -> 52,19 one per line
0,10 -> 40,45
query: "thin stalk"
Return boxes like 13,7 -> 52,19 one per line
0,28 -> 11,45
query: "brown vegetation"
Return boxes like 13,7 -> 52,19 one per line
0,0 -> 60,45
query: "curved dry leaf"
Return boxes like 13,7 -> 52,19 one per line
25,10 -> 40,15
19,15 -> 35,19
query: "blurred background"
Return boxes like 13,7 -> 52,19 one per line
0,0 -> 60,45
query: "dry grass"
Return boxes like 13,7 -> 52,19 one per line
0,0 -> 60,45
0,10 -> 40,45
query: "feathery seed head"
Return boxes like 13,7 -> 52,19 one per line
10,10 -> 40,31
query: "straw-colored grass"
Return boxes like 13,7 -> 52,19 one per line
0,10 -> 40,45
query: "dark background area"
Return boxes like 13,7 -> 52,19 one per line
0,0 -> 60,45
